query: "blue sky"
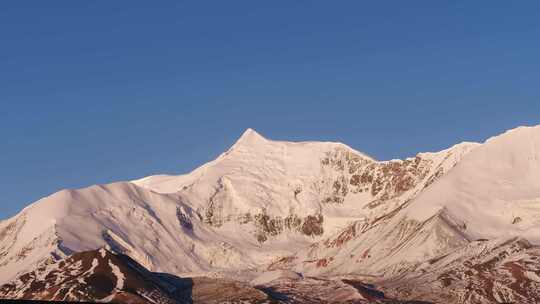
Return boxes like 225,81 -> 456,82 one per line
1,2 -> 539,218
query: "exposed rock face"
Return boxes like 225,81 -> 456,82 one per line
317,144 -> 473,220
300,214 -> 324,236
319,149 -> 433,205
205,205 -> 324,243
252,212 -> 324,243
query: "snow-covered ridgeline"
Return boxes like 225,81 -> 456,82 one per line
3,125 -> 540,292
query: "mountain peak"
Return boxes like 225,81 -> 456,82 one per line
233,128 -> 267,147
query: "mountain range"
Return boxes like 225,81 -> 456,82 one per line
1,125 -> 540,303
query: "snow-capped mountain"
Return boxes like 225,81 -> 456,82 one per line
1,125 -> 540,303
262,126 -> 540,304
0,128 -> 474,284
404,126 -> 540,243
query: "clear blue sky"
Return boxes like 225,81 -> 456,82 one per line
1,2 -> 539,219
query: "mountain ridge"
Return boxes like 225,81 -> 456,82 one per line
2,125 -> 540,303
1,127 -> 477,284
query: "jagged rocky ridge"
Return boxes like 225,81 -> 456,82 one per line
1,126 -> 540,303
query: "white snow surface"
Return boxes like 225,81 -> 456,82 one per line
406,125 -> 540,243
108,260 -> 125,290
250,269 -> 302,286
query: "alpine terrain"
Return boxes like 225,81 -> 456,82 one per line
1,125 -> 540,303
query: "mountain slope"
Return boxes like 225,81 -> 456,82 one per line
0,128 -> 477,285
405,125 -> 540,243
0,248 -> 269,303
0,248 -> 181,303
0,182 -> 255,284
381,237 -> 540,304
270,208 -> 470,278
265,125 -> 540,303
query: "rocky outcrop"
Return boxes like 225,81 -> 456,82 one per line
319,148 -> 448,211
253,212 -> 324,243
